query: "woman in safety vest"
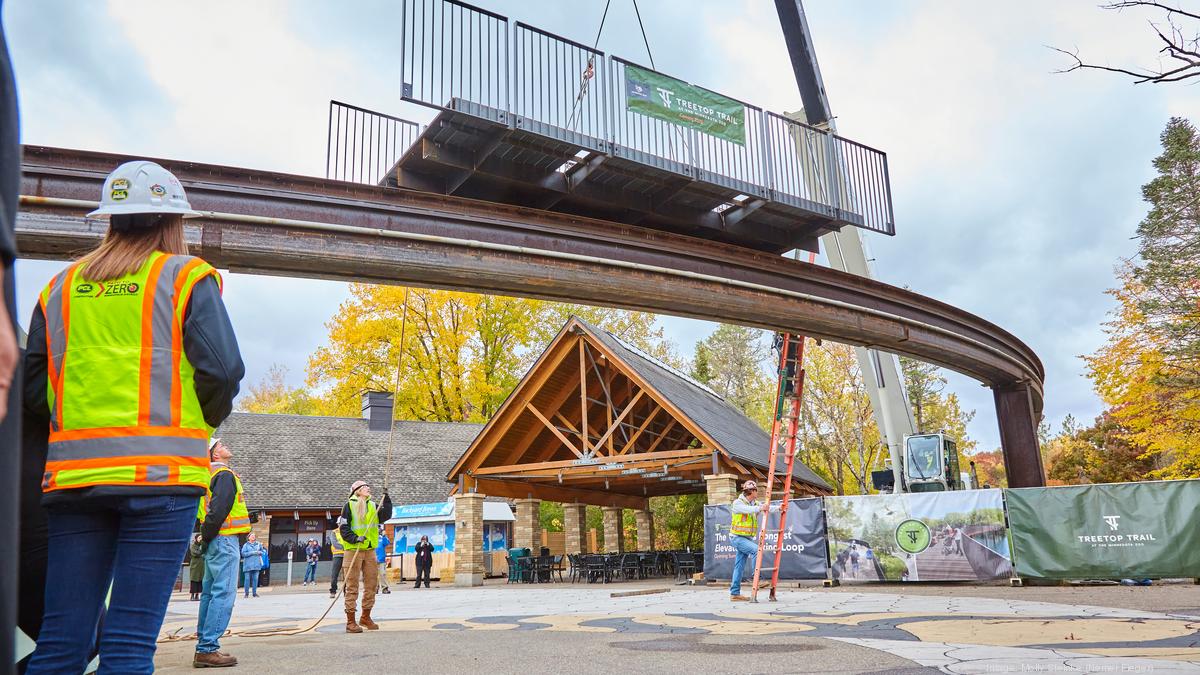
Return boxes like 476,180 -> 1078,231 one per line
22,161 -> 244,674
337,480 -> 392,633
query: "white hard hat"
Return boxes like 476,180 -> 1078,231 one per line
742,480 -> 758,491
87,160 -> 201,219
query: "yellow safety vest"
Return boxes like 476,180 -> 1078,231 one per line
729,496 -> 758,537
38,252 -> 221,493
331,530 -> 345,556
197,465 -> 251,536
343,497 -> 380,550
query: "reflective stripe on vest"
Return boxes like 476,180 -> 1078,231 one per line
343,497 -> 379,550
729,496 -> 758,537
39,252 -> 221,493
197,465 -> 252,536
331,531 -> 345,556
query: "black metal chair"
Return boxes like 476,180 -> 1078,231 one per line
639,552 -> 658,578
583,555 -> 608,583
551,555 -> 566,582
619,553 -> 641,580
567,554 -> 581,583
673,552 -> 697,581
517,556 -> 536,583
534,555 -> 555,583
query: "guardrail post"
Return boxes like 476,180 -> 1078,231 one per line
758,109 -> 775,199
822,129 -> 842,219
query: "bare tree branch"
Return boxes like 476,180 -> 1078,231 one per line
1054,2 -> 1200,84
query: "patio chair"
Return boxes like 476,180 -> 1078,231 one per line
638,552 -> 657,578
517,556 -> 536,583
567,554 -> 581,583
534,555 -> 554,583
673,552 -> 697,581
583,555 -> 608,583
551,555 -> 566,582
619,553 -> 641,580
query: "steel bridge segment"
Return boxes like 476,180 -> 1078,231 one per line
16,145 -> 1046,486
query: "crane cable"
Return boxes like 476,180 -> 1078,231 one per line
160,291 -> 413,642
565,0 -> 612,130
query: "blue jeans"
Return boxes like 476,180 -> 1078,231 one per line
243,569 -> 260,596
25,494 -> 199,675
196,535 -> 239,654
730,535 -> 758,596
303,561 -> 317,583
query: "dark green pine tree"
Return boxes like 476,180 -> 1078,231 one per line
1134,117 -> 1200,388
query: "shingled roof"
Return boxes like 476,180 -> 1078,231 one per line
215,412 -> 484,511
579,319 -> 831,493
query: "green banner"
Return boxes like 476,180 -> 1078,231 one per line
624,64 -> 745,145
1006,480 -> 1200,579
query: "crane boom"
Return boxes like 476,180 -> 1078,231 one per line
775,0 -> 916,492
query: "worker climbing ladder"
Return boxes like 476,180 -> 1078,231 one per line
749,331 -> 808,602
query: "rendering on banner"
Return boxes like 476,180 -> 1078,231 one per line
824,489 -> 1012,582
1005,479 -> 1200,580
703,499 -> 828,580
624,64 -> 746,145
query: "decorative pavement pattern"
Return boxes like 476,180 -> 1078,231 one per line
161,588 -> 1200,673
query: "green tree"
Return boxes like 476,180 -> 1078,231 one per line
899,357 -> 944,432
690,324 -> 774,429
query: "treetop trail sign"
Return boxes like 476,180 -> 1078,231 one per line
624,64 -> 746,145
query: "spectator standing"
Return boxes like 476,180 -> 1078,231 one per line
414,535 -> 434,589
303,538 -> 320,586
376,528 -> 391,594
188,535 -> 206,601
22,162 -> 243,674
241,533 -> 265,598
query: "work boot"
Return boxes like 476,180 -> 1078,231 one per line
359,609 -> 379,630
382,587 -> 391,594
193,651 -> 238,668
730,595 -> 749,602
345,611 -> 363,634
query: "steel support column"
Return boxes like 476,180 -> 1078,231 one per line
993,384 -> 1046,488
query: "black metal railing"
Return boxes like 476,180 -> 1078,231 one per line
397,0 -> 895,235
326,101 -> 422,185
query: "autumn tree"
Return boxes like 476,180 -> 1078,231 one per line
238,364 -> 321,415
1045,413 -> 1158,485
1086,117 -> 1200,478
690,324 -> 775,429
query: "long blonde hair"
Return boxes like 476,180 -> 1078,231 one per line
77,213 -> 188,282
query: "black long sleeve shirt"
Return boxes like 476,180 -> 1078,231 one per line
338,492 -> 393,545
24,273 -> 245,507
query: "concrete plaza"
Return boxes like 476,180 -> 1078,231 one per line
153,580 -> 1200,673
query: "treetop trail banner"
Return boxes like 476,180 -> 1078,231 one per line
824,489 -> 1012,582
624,64 -> 746,145
703,498 -> 827,580
1005,479 -> 1200,580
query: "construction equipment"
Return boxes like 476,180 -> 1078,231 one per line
749,332 -> 807,602
774,0 -> 917,494
871,432 -> 970,493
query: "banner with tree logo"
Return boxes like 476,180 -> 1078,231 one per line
623,64 -> 746,145
703,498 -> 827,580
824,489 -> 1011,582
1005,479 -> 1200,579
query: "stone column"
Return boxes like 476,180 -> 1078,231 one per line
601,506 -> 624,553
563,503 -> 587,554
705,474 -> 739,505
635,510 -> 655,551
513,498 -> 541,552
453,493 -> 485,587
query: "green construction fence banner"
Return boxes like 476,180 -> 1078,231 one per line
623,64 -> 746,145
1005,479 -> 1200,579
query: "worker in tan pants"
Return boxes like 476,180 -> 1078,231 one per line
337,480 -> 392,633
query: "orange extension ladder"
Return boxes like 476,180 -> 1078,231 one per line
750,332 -> 808,602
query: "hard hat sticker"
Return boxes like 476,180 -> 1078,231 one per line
112,178 -> 130,190
150,184 -> 167,197
111,189 -> 129,201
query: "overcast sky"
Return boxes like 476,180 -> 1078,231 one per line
7,0 -> 1198,451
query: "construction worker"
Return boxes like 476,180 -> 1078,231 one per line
728,480 -> 779,602
338,480 -> 392,633
195,438 -> 252,667
22,161 -> 244,674
329,530 -> 345,598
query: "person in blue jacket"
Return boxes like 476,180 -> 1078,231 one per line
241,533 -> 265,598
376,527 -> 391,595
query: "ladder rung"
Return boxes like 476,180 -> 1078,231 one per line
757,567 -> 777,572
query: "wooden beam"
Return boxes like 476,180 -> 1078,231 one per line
643,419 -> 678,455
578,338 -> 589,455
472,477 -> 648,510
472,448 -> 708,476
617,404 -> 661,456
486,453 -> 711,480
591,390 -> 644,458
525,403 -> 584,458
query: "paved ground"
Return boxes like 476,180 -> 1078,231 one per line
155,580 -> 1200,673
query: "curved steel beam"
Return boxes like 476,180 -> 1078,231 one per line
16,145 -> 1047,486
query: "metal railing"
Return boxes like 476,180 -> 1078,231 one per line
397,0 -> 895,235
326,101 -> 422,185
